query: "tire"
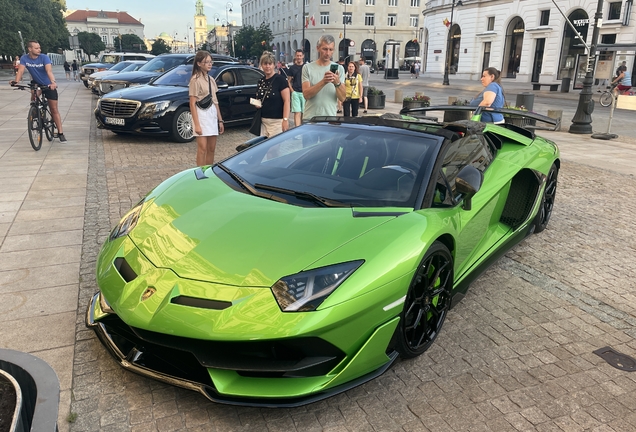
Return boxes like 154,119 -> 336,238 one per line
395,241 -> 453,359
27,105 -> 43,151
171,106 -> 194,143
82,80 -> 89,88
533,164 -> 558,233
42,108 -> 55,142
599,92 -> 613,107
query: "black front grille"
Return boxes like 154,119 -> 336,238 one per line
84,68 -> 94,74
100,314 -> 345,382
100,99 -> 141,118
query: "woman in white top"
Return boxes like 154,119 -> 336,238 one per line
189,51 -> 224,166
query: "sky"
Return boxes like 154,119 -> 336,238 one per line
66,0 -> 243,39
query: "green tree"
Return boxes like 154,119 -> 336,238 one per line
151,38 -> 171,56
77,31 -> 105,61
233,23 -> 272,60
199,42 -> 215,53
114,34 -> 147,52
0,0 -> 70,57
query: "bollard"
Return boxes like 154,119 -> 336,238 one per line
547,109 -> 562,131
394,89 -> 403,103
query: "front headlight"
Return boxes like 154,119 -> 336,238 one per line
271,261 -> 364,312
138,101 -> 171,119
109,199 -> 145,241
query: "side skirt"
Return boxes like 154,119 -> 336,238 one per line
450,222 -> 533,309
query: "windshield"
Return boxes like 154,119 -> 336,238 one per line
138,56 -> 187,73
121,63 -> 144,72
100,55 -> 120,64
109,62 -> 134,72
219,124 -> 439,207
152,65 -> 219,87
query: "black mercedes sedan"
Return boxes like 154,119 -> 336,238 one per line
94,64 -> 264,142
96,53 -> 238,96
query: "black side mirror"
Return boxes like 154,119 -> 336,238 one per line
455,165 -> 483,211
236,135 -> 268,152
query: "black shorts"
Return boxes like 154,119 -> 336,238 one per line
31,80 -> 58,101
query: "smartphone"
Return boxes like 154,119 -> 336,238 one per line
330,64 -> 338,73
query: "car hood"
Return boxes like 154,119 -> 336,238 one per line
127,169 -> 393,287
90,70 -> 119,79
102,71 -> 160,83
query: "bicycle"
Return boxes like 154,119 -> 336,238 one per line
10,82 -> 56,151
598,82 -> 634,107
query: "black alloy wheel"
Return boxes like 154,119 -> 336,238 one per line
396,241 -> 453,358
171,106 -> 194,143
27,105 -> 43,151
533,164 -> 558,233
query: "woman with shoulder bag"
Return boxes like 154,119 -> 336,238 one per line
343,61 -> 363,117
253,51 -> 290,137
469,67 -> 505,124
189,51 -> 224,166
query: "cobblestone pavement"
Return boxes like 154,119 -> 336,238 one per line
70,101 -> 636,431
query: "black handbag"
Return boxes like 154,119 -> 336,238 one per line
248,109 -> 262,136
196,75 -> 213,110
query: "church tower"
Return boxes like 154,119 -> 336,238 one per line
194,0 -> 207,50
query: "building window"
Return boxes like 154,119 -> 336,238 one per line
321,0 -> 329,4
410,15 -> 418,27
305,0 -> 309,5
608,2 -> 621,20
388,0 -> 397,6
343,12 -> 352,24
102,35 -> 107,43
388,14 -> 397,26
320,12 -> 329,24
487,17 -> 495,31
540,10 -> 550,25
366,0 -> 375,4
365,13 -> 375,25
601,34 -> 617,44
113,36 -> 117,45
410,0 -> 420,6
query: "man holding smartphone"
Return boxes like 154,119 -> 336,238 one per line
302,35 -> 346,121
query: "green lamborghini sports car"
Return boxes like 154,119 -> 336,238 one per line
87,107 -> 560,407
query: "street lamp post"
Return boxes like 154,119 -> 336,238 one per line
442,0 -> 462,86
338,0 -> 348,62
187,23 -> 192,53
225,2 -> 234,57
569,0 -> 604,134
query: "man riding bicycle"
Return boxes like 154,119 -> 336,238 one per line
10,40 -> 67,142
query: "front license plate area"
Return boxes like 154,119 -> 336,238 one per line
105,117 -> 125,126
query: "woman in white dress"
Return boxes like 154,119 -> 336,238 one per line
189,51 -> 224,166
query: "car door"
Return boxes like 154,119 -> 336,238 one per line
431,134 -> 503,277
214,69 -> 238,123
234,68 -> 263,121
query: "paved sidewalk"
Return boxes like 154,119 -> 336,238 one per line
1,67 -> 636,431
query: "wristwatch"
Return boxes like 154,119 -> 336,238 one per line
334,81 -> 341,87
283,118 -> 288,121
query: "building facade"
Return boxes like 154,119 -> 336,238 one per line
421,0 -> 636,85
65,9 -> 145,51
241,0 -> 425,64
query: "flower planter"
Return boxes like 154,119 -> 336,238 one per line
443,110 -> 472,122
402,100 -> 430,110
367,94 -> 386,109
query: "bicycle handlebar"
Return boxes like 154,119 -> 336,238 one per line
10,82 -> 51,91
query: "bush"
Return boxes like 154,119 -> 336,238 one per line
367,87 -> 384,96
403,94 -> 430,103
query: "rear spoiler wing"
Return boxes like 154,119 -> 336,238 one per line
399,105 -> 560,131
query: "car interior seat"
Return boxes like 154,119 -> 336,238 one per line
334,138 -> 389,179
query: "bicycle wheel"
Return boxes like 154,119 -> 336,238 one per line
42,108 -> 55,141
27,105 -> 43,151
599,91 -> 613,107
